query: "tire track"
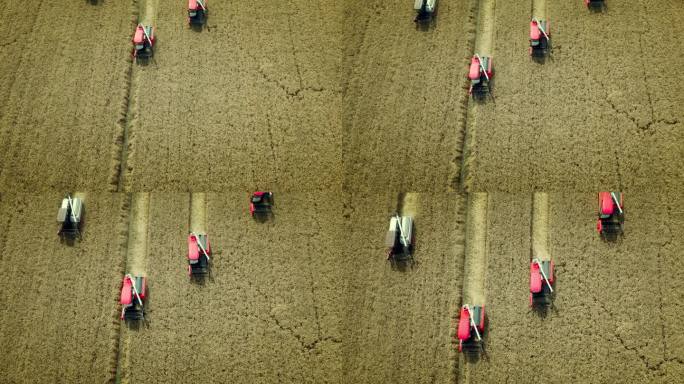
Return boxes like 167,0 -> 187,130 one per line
458,192 -> 489,384
459,0 -> 497,192
112,0 -> 158,191
531,192 -> 549,261
114,192 -> 150,384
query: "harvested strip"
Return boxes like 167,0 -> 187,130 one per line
531,192 -> 550,261
189,192 -> 207,233
462,192 -> 489,306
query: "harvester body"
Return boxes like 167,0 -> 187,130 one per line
132,24 -> 155,59
530,259 -> 555,307
250,191 -> 274,219
468,55 -> 493,96
120,274 -> 147,321
57,195 -> 83,240
585,0 -> 605,9
386,215 -> 414,266
414,0 -> 437,23
457,305 -> 486,353
188,0 -> 208,25
597,192 -> 624,238
529,19 -> 551,57
188,233 -> 211,276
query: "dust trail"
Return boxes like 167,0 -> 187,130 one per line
400,193 -> 420,217
126,192 -> 150,276
532,0 -> 547,19
531,192 -> 550,261
189,193 -> 207,234
462,193 -> 488,306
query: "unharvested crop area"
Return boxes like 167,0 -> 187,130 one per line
121,1 -> 343,192
342,0 -> 476,193
461,0 -> 683,192
0,1 -> 133,192
342,193 -> 467,383
0,193 -> 129,383
118,192 -> 343,383
465,193 -> 684,383
0,0 -> 682,382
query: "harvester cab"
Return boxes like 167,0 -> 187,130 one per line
597,192 -> 624,239
468,54 -> 493,97
187,232 -> 211,277
414,0 -> 437,23
457,304 -> 486,354
132,24 -> 155,60
188,0 -> 208,26
529,18 -> 551,57
57,194 -> 83,240
250,191 -> 274,219
120,274 -> 147,322
529,258 -> 555,308
585,0 -> 605,9
385,214 -> 414,267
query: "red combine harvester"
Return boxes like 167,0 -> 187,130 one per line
132,24 -> 155,61
187,232 -> 211,276
529,18 -> 551,57
585,0 -> 605,9
457,304 -> 486,354
120,274 -> 147,322
188,0 -> 208,26
250,191 -> 274,219
468,54 -> 493,97
385,214 -> 415,267
529,258 -> 555,308
597,192 -> 624,239
57,194 -> 84,241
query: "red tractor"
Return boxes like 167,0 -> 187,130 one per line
529,258 -> 554,308
120,274 -> 147,322
132,24 -> 155,61
529,18 -> 551,57
597,192 -> 624,239
585,0 -> 605,9
188,0 -> 208,26
468,54 -> 493,97
250,192 -> 273,219
187,233 -> 211,277
456,304 -> 485,354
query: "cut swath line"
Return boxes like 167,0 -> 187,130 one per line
531,192 -> 550,261
462,192 -> 488,307
459,0 -> 497,192
189,193 -> 207,234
